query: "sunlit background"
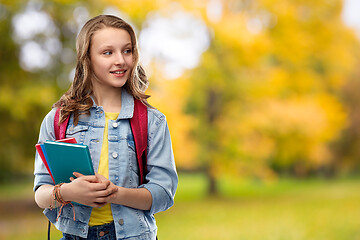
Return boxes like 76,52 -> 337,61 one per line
1,0 -> 360,239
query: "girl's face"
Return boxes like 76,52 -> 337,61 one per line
90,27 -> 134,92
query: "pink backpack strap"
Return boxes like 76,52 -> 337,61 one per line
54,108 -> 70,140
130,99 -> 148,185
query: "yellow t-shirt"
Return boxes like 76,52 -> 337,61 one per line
89,112 -> 119,226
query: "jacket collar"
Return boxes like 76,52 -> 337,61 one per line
119,88 -> 134,119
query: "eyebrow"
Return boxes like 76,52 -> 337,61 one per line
99,42 -> 132,49
123,42 -> 132,47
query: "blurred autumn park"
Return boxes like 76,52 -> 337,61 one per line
1,0 -> 360,239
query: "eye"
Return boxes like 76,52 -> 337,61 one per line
103,51 -> 112,55
123,49 -> 132,54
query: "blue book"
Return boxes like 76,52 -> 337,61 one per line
43,141 -> 95,184
40,144 -> 53,175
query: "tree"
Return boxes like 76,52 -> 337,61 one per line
184,0 -> 360,194
0,0 -> 106,181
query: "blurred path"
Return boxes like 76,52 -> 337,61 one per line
0,198 -> 38,216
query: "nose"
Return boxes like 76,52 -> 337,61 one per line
114,52 -> 125,65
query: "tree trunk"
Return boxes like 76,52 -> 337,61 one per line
206,89 -> 219,196
207,170 -> 218,196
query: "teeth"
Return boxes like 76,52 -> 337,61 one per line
112,71 -> 124,74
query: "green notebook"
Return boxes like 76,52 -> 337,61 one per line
43,141 -> 95,184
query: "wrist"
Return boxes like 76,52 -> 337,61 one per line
111,186 -> 122,204
58,183 -> 71,202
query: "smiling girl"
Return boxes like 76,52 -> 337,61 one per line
34,15 -> 178,240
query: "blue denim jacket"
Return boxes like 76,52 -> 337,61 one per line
33,89 -> 178,239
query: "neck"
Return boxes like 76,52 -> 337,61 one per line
92,88 -> 122,113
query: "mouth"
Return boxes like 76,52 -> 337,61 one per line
110,70 -> 127,74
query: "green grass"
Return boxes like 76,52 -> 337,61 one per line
1,174 -> 360,239
156,174 -> 360,240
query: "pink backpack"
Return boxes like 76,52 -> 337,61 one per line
54,99 -> 148,184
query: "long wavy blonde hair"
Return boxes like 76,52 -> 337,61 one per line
53,15 -> 149,125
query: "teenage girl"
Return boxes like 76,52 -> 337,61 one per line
34,15 -> 178,240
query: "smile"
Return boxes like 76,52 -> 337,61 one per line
110,70 -> 126,74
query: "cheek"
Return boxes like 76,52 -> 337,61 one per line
126,55 -> 135,67
92,59 -> 107,73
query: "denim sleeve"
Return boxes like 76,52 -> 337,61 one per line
33,108 -> 57,192
142,109 -> 178,215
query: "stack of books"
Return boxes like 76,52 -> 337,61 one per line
35,138 -> 95,184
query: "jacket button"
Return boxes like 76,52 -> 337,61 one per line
112,122 -> 118,128
118,218 -> 124,225
112,152 -> 118,158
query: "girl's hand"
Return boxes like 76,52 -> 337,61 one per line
93,173 -> 119,203
60,172 -> 117,208
72,172 -> 118,204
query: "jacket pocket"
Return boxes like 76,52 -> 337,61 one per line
66,124 -> 89,143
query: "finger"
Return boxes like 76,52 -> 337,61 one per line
72,172 -> 98,182
73,172 -> 83,177
91,182 -> 112,191
95,174 -> 110,185
98,192 -> 118,204
96,177 -> 111,188
73,172 -> 100,183
77,175 -> 99,183
94,187 -> 118,198
73,172 -> 84,178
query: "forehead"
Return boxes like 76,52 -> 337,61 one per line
91,27 -> 132,48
